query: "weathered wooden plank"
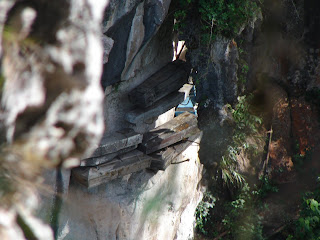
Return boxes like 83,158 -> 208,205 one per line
143,111 -> 197,141
149,130 -> 202,170
139,112 -> 198,154
90,129 -> 142,157
128,60 -> 191,108
72,150 -> 151,188
80,145 -> 138,167
125,84 -> 193,124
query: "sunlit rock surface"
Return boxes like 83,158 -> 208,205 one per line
0,0 -> 108,239
1,0 -> 107,165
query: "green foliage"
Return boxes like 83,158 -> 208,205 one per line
220,154 -> 245,189
256,175 -> 279,199
222,184 -> 266,240
215,96 -> 265,238
210,95 -> 265,237
207,176 -> 276,240
173,10 -> 187,31
287,188 -> 320,240
195,191 -> 216,235
229,94 -> 262,144
218,95 -> 262,188
238,58 -> 249,85
198,0 -> 261,38
241,63 -> 249,75
174,0 -> 262,42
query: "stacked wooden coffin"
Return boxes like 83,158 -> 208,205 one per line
127,60 -> 201,170
72,129 -> 152,188
72,60 -> 201,188
125,60 -> 193,124
141,112 -> 202,171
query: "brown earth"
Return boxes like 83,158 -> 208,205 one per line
261,95 -> 320,238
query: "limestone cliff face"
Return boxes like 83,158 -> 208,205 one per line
0,0 -> 203,239
37,1 -> 204,240
102,0 -> 175,134
58,142 -> 202,240
101,0 -> 173,88
0,0 -> 108,239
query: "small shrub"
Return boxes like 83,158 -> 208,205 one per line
229,95 -> 262,141
198,0 -> 262,38
195,191 -> 216,235
220,155 -> 245,189
287,190 -> 320,239
173,0 -> 263,43
257,175 -> 279,198
218,95 -> 262,188
222,184 -> 266,240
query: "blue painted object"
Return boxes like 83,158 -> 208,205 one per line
175,86 -> 197,116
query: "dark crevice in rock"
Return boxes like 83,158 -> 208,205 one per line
17,213 -> 37,240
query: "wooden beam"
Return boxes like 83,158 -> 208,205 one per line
139,112 -> 198,154
149,129 -> 202,170
80,145 -> 137,167
90,129 -> 142,158
128,60 -> 191,108
73,150 -> 152,188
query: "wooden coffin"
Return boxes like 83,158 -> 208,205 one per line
125,84 -> 193,124
128,60 -> 191,108
89,129 -> 143,158
139,112 -> 198,154
73,150 -> 152,188
149,129 -> 202,170
80,145 -> 137,167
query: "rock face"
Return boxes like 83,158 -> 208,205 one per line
266,84 -> 293,183
58,139 -> 202,240
101,0 -> 173,88
192,37 -> 239,110
0,0 -> 108,239
40,1 -> 203,240
291,97 -> 320,155
1,0 -> 203,239
192,36 -> 242,174
102,0 -> 175,133
1,0 -> 107,163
